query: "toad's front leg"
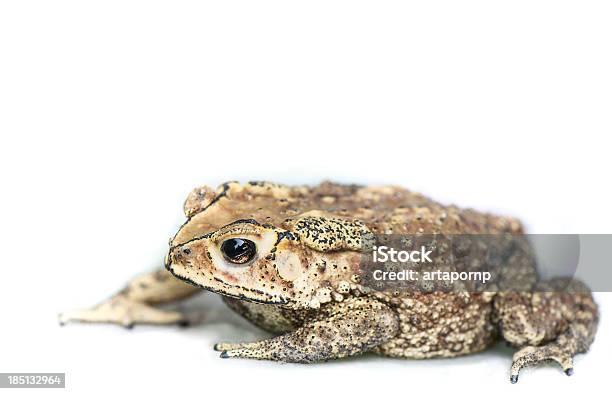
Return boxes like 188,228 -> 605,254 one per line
214,298 -> 399,363
494,278 -> 599,383
59,269 -> 201,328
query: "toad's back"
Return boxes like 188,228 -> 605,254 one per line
179,181 -> 525,241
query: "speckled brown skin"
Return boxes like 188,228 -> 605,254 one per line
62,181 -> 599,383
495,278 -> 598,382
216,297 -> 399,362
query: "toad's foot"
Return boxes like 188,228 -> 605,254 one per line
58,294 -> 189,328
496,278 -> 598,384
60,269 -> 201,328
214,342 -> 246,352
510,343 -> 574,384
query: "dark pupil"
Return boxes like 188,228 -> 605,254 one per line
221,238 -> 256,264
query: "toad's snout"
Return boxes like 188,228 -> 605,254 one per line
165,244 -> 192,270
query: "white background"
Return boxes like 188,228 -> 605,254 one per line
1,1 -> 611,393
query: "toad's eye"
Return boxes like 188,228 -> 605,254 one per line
220,238 -> 257,265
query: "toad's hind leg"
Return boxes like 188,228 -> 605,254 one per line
494,278 -> 598,383
59,269 -> 201,328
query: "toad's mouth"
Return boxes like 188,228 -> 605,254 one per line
165,252 -> 289,306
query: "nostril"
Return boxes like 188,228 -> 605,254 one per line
166,246 -> 192,270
